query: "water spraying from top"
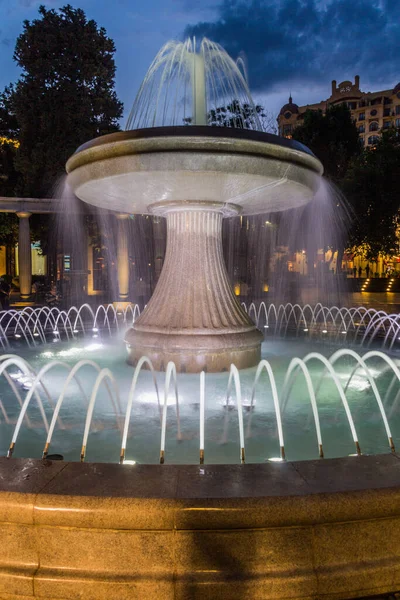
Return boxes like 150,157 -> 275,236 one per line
67,36 -> 323,373
126,38 -> 263,131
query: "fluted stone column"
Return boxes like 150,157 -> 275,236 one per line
116,213 -> 130,301
125,204 -> 262,372
16,212 -> 32,301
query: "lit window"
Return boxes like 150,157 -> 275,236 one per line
283,124 -> 292,136
369,121 -> 379,132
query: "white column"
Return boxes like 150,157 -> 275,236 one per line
16,212 -> 32,300
116,213 -> 130,301
192,53 -> 207,125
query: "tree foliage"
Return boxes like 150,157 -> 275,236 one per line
184,99 -> 277,133
0,213 -> 18,248
292,103 -> 361,180
1,4 -> 123,198
0,137 -> 19,198
293,103 -> 400,261
207,100 -> 277,132
343,129 -> 400,258
0,87 -> 20,197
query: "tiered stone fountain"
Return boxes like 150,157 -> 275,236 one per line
66,39 -> 322,372
2,38 -> 400,600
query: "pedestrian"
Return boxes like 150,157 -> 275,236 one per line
358,265 -> 362,278
365,264 -> 370,278
352,265 -> 357,278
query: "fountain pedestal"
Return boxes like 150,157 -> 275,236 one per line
66,127 -> 323,373
125,202 -> 262,372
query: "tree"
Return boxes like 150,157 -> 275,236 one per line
184,99 -> 277,133
289,103 -> 361,272
0,87 -> 20,197
0,136 -> 19,198
292,103 -> 361,180
2,4 -> 123,198
207,100 -> 277,132
0,213 -> 18,248
343,129 -> 400,259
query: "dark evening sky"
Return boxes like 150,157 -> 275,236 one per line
0,0 -> 399,124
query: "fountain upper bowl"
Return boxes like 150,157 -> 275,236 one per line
66,126 -> 323,215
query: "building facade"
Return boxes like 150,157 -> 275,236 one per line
278,76 -> 400,147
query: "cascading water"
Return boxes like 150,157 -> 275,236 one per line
126,38 -> 262,130
2,337 -> 400,464
66,37 -> 323,372
2,301 -> 400,464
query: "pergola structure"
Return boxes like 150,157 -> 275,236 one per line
0,197 -> 131,302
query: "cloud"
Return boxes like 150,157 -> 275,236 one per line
13,0 -> 58,7
17,0 -> 56,6
184,0 -> 400,94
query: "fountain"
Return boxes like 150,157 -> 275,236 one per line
2,300 -> 400,465
66,38 -> 322,372
3,38 -> 400,600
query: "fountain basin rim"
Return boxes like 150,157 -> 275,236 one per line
2,455 -> 400,599
2,453 -> 400,504
66,126 -> 323,177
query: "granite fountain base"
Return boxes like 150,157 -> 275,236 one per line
1,454 -> 400,599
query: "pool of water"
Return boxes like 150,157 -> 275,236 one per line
1,331 -> 399,464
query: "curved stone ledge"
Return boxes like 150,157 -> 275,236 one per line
1,455 -> 400,599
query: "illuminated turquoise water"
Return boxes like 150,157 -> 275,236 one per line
1,333 -> 399,464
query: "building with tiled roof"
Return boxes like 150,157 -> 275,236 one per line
278,76 -> 400,147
